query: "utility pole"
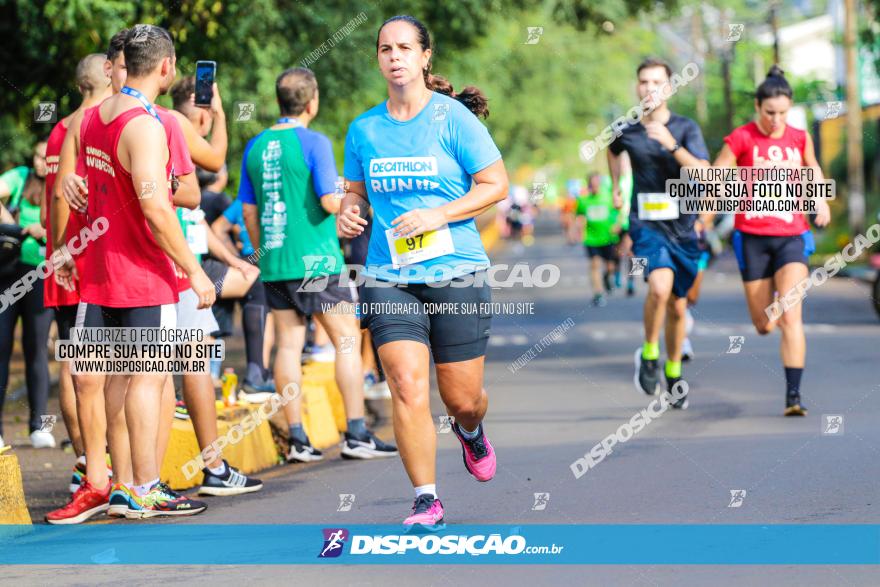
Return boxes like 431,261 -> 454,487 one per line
769,2 -> 781,64
691,8 -> 708,123
844,0 -> 865,234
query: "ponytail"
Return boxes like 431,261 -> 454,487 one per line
426,73 -> 490,119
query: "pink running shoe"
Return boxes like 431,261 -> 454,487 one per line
403,494 -> 445,531
453,422 -> 496,482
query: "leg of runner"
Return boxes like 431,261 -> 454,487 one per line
316,311 -> 397,459
75,375 -> 110,487
773,263 -> 809,416
58,362 -> 83,455
436,357 -> 489,441
635,268 -> 673,396
272,309 -> 316,461
589,252 -> 606,307
155,376 -> 175,466
742,278 -> 777,335
377,340 -> 435,486
125,373 -> 166,486
185,370 -> 264,496
664,295 -> 689,408
104,374 -> 135,518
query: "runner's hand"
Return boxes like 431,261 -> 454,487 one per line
644,122 -> 676,151
230,257 -> 259,280
189,269 -> 216,309
61,173 -> 88,212
23,223 -> 46,240
814,199 -> 831,228
391,208 -> 446,238
338,204 -> 367,238
612,187 -> 623,210
54,258 -> 78,292
210,83 -> 224,118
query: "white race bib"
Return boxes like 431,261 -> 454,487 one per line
586,205 -> 609,222
637,192 -> 680,221
385,224 -> 455,269
182,208 -> 208,255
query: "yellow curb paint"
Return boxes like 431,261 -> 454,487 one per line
0,454 -> 32,525
160,404 -> 278,491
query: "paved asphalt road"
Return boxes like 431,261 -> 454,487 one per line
7,214 -> 879,585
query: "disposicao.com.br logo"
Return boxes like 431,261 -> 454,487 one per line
318,528 -> 564,558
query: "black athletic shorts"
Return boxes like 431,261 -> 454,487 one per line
75,302 -> 177,329
586,244 -> 618,262
359,271 -> 492,364
265,273 -> 357,316
202,257 -> 229,296
732,230 -> 815,282
54,304 -> 78,340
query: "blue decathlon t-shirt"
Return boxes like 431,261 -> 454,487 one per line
344,92 -> 502,283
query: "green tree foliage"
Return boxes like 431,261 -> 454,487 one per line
0,0 -> 674,180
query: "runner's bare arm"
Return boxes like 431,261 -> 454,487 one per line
210,214 -> 240,256
802,133 -> 830,227
170,99 -> 227,172
607,149 -> 622,209
127,118 -> 214,307
47,111 -> 82,249
242,203 -> 260,253
0,201 -> 12,224
337,179 -> 369,238
204,219 -> 258,277
319,193 -> 340,214
392,159 -> 508,238
171,171 -> 200,209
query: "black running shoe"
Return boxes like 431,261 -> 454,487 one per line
784,393 -> 807,417
666,375 -> 689,409
591,293 -> 607,307
198,460 -> 263,496
633,348 -> 661,395
286,438 -> 323,462
341,430 -> 398,459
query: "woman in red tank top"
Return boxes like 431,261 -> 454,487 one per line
713,66 -> 831,417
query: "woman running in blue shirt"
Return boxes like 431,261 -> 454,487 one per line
339,15 -> 509,530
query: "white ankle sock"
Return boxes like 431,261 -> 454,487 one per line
414,484 -> 437,499
132,478 -> 160,496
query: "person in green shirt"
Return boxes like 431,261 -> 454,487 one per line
0,140 -> 56,449
575,173 -> 622,307
240,67 -> 396,462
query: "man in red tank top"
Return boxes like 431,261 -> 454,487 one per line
43,53 -> 112,476
46,24 -> 214,524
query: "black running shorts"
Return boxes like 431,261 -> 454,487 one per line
359,271 -> 492,364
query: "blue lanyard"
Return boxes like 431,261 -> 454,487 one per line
121,86 -> 162,125
276,117 -> 301,126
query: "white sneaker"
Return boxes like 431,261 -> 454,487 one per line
310,343 -> 336,363
30,430 -> 56,449
0,434 -> 5,448
364,380 -> 392,400
681,337 -> 694,362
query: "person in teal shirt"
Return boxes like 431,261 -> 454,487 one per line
0,140 -> 56,449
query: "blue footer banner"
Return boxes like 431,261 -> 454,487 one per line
1,525 -> 878,564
